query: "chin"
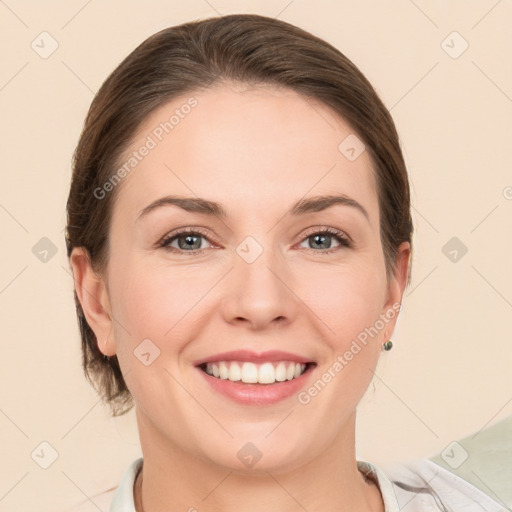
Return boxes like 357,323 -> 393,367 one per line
195,432 -> 317,476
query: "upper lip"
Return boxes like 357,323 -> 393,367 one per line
193,350 -> 314,367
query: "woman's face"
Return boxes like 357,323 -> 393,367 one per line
82,82 -> 409,472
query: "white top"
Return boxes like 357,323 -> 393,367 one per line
94,457 -> 507,511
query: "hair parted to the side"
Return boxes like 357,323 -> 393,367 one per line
65,13 -> 413,416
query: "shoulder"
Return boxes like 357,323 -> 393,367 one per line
383,458 -> 510,511
377,415 -> 512,511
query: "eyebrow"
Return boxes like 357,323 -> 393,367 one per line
136,194 -> 370,223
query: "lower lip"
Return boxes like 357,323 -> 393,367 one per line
196,365 -> 315,405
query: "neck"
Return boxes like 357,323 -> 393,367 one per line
133,409 -> 384,512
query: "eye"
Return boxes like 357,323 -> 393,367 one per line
158,227 -> 215,254
298,227 -> 351,254
157,226 -> 352,256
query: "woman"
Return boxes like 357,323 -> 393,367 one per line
65,14 -> 507,512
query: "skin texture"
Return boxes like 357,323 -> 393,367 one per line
70,82 -> 410,512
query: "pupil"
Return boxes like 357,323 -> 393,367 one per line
313,234 -> 330,249
180,235 -> 200,250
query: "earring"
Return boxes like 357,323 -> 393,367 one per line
382,340 -> 393,351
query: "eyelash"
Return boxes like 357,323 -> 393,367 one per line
157,226 -> 352,256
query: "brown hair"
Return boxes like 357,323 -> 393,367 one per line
65,13 -> 413,416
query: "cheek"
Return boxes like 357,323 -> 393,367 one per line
111,256 -> 212,341
291,265 -> 386,426
300,258 -> 386,343
107,259 -> 204,404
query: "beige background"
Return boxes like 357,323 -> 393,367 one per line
1,1 -> 511,510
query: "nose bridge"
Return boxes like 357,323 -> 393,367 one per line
222,232 -> 296,326
236,233 -> 286,296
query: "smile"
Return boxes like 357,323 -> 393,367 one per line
194,349 -> 316,404
201,360 -> 308,384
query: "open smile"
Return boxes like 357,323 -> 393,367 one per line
194,350 -> 317,405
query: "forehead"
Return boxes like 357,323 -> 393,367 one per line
111,82 -> 378,224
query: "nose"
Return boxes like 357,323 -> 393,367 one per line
220,245 -> 298,330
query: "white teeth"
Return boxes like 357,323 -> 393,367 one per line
258,362 -> 275,384
228,362 -> 242,381
241,362 -> 258,383
275,362 -> 287,382
219,361 -> 229,380
203,361 -> 307,384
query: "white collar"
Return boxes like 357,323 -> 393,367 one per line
109,457 -> 402,511
109,457 -> 508,511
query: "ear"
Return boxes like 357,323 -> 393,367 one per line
381,241 -> 411,338
69,247 -> 116,357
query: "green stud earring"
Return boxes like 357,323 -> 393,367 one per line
382,340 -> 393,351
